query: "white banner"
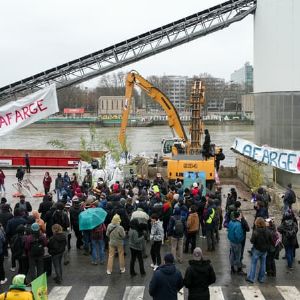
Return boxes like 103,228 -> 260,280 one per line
0,84 -> 59,136
231,137 -> 300,174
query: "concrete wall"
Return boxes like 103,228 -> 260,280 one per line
236,156 -> 273,189
254,0 -> 300,93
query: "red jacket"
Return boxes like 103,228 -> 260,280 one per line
43,176 -> 52,189
0,172 -> 5,185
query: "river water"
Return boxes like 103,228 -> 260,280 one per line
0,125 -> 254,166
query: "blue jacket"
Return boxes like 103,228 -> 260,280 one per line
149,264 -> 184,300
227,220 -> 244,244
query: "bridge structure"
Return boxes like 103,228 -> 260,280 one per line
0,0 -> 256,102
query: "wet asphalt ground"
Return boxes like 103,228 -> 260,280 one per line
0,169 -> 299,299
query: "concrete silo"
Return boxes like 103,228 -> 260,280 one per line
254,0 -> 300,186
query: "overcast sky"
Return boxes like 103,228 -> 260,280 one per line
0,0 -> 253,88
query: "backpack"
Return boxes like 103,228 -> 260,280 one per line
173,218 -> 184,237
52,210 -> 68,229
91,224 -> 106,240
286,227 -> 297,239
11,234 -> 24,258
30,236 -> 45,257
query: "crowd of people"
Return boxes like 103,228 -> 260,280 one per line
0,167 -> 298,299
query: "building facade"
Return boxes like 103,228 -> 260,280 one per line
98,96 -> 135,117
231,62 -> 253,93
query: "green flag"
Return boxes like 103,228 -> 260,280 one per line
31,272 -> 48,300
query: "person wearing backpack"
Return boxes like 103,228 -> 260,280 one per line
278,212 -> 299,270
283,183 -> 296,212
168,207 -> 185,264
48,224 -> 67,284
24,223 -> 48,283
51,202 -> 70,265
90,223 -> 106,265
10,225 -> 27,276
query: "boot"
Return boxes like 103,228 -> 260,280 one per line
237,268 -> 247,276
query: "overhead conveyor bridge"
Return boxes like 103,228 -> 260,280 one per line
0,0 -> 256,102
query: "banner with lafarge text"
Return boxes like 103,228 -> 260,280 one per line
231,137 -> 300,174
0,84 -> 59,136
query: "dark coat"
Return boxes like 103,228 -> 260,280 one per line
6,216 -> 27,240
0,211 -> 13,229
38,198 -> 54,221
48,233 -> 67,256
250,227 -> 273,253
184,259 -> 216,300
149,263 -> 183,300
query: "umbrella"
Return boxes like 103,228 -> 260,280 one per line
79,207 -> 107,231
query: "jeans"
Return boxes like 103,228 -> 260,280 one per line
52,253 -> 63,281
56,188 -> 63,201
27,256 -> 44,283
91,239 -> 105,263
0,184 -> 5,193
285,245 -> 294,268
170,237 -> 183,263
130,248 -> 145,275
229,242 -> 242,270
73,224 -> 83,249
247,248 -> 267,283
150,241 -> 162,266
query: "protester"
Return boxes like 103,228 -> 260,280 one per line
149,253 -> 184,300
38,193 -> 54,221
24,154 -> 31,173
150,214 -> 164,269
48,224 -> 67,284
184,205 -> 199,254
16,166 -> 25,183
14,195 -> 32,217
106,214 -> 126,275
55,173 -> 64,202
204,199 -> 216,252
0,224 -> 7,285
278,212 -> 299,270
0,274 -> 34,299
283,183 -> 296,212
168,207 -> 185,263
246,217 -> 273,283
90,223 -> 106,265
24,223 -> 48,282
184,247 -> 216,300
266,218 -> 279,277
128,219 -> 146,277
42,172 -> 52,195
0,170 -> 5,194
227,211 -> 245,275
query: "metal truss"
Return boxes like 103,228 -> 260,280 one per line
0,0 -> 256,102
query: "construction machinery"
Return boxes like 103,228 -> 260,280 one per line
118,71 -> 215,186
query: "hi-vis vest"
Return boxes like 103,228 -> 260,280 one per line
206,208 -> 215,224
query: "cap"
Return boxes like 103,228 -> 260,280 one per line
193,182 -> 198,188
31,223 -> 40,232
193,247 -> 203,261
164,253 -> 174,264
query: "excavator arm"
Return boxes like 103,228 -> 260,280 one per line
118,71 -> 188,152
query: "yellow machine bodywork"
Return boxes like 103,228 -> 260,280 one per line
167,155 -> 215,182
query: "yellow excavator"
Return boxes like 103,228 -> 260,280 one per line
118,71 -> 215,186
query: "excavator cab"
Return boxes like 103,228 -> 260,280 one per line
161,138 -> 185,158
